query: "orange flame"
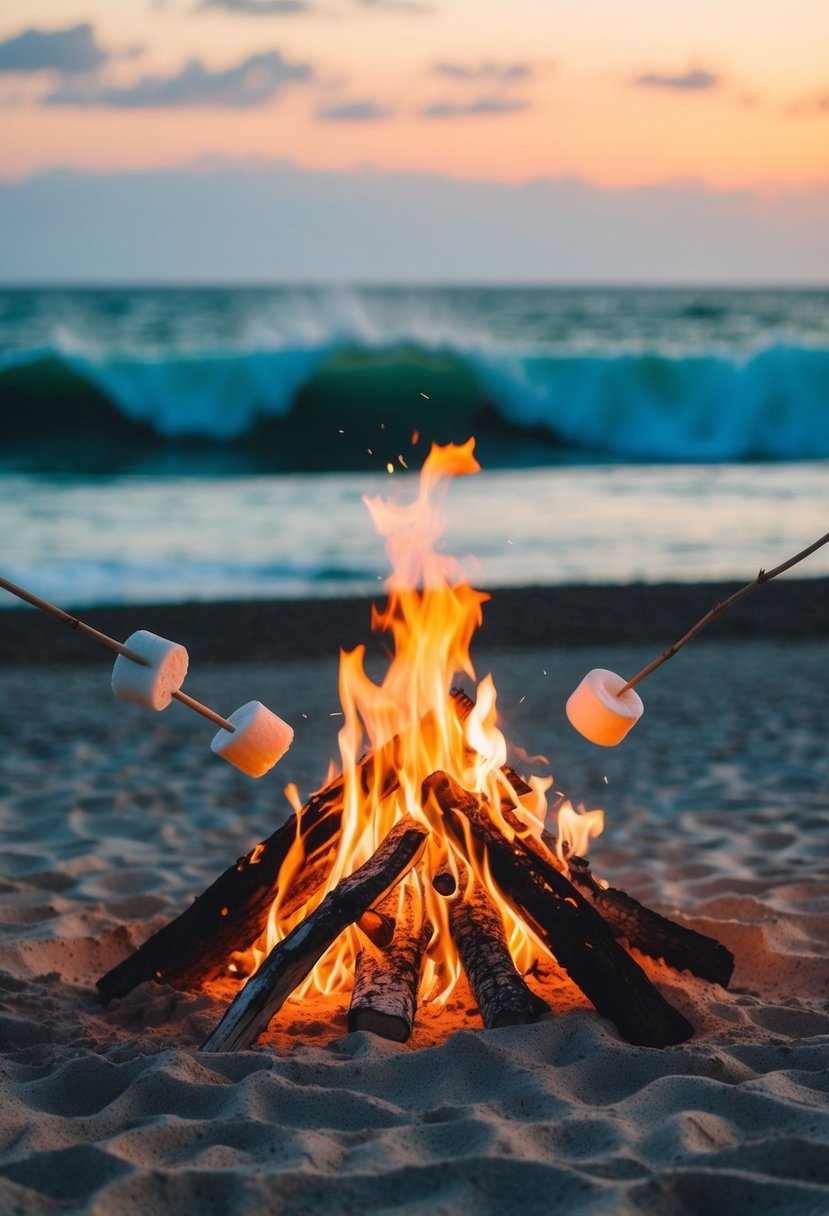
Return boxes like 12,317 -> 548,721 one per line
555,802 -> 605,866
238,439 -> 604,1003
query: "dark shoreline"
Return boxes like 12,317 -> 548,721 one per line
1,577 -> 826,668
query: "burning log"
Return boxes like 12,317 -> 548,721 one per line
201,816 -> 429,1053
357,907 -> 396,949
425,771 -> 694,1048
98,693 -> 471,1004
431,866 -> 457,896
501,770 -> 734,987
444,867 -> 550,1029
98,735 -> 403,1003
566,856 -> 734,988
348,882 -> 430,1042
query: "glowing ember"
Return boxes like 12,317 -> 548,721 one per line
236,439 -> 605,1003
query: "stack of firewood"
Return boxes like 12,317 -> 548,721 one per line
98,692 -> 733,1052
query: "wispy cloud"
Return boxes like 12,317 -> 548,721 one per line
421,95 -> 532,118
423,59 -> 537,119
316,98 -> 393,120
432,61 -> 533,84
43,50 -> 312,108
0,23 -> 108,75
634,67 -> 719,91
197,0 -> 318,13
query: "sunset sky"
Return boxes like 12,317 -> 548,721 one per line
0,0 -> 827,281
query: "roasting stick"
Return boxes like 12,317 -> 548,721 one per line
0,574 -> 234,731
618,528 -> 829,694
0,574 -> 295,777
566,528 -> 829,746
0,574 -> 151,667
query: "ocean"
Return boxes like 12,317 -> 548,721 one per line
2,285 -> 828,608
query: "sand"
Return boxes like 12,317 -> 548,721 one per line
2,577 -> 828,667
1,627 -> 828,1214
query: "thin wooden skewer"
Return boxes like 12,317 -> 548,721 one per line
618,529 -> 829,695
0,575 -> 150,664
168,690 -> 235,732
0,574 -> 235,732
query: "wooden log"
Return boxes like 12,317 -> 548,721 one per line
97,734 -> 403,1003
432,866 -> 457,896
565,857 -> 734,987
424,772 -> 694,1048
201,816 -> 429,1052
226,902 -> 398,975
500,771 -> 734,987
446,869 -> 550,1029
98,696 -> 472,1003
348,882 -> 430,1042
357,907 -> 396,949
449,686 -> 476,721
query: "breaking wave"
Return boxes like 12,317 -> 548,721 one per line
3,339 -> 828,472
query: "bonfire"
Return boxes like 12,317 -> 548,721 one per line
6,440 -> 826,1051
95,440 -> 734,1050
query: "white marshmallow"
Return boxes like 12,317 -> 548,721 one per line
566,668 -> 644,747
112,630 -> 189,711
210,700 -> 294,778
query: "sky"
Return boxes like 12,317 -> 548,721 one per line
0,0 -> 827,282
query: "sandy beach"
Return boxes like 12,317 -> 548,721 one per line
1,594 -> 828,1214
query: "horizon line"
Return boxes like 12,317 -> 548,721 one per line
2,278 -> 828,291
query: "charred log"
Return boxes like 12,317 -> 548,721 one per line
348,882 -> 430,1042
446,869 -> 549,1029
97,735 -> 403,1004
98,696 -> 476,1005
424,771 -> 694,1048
201,816 -> 429,1053
500,770 -> 734,987
566,857 -> 734,987
357,907 -> 397,949
432,866 -> 457,897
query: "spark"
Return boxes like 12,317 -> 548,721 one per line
398,454 -> 409,469
519,695 -> 526,704
507,539 -> 514,545
367,448 -> 373,455
411,429 -> 420,444
419,393 -> 429,400
301,712 -> 309,719
329,711 -> 343,717
386,462 -> 395,474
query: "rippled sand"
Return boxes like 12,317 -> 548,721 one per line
1,639 -> 827,1214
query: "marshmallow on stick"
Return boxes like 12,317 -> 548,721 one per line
0,575 -> 294,779
566,669 -> 644,747
112,639 -> 294,777
112,630 -> 189,711
565,528 -> 829,746
211,700 -> 294,779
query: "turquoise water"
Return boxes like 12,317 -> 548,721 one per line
2,286 -> 827,607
